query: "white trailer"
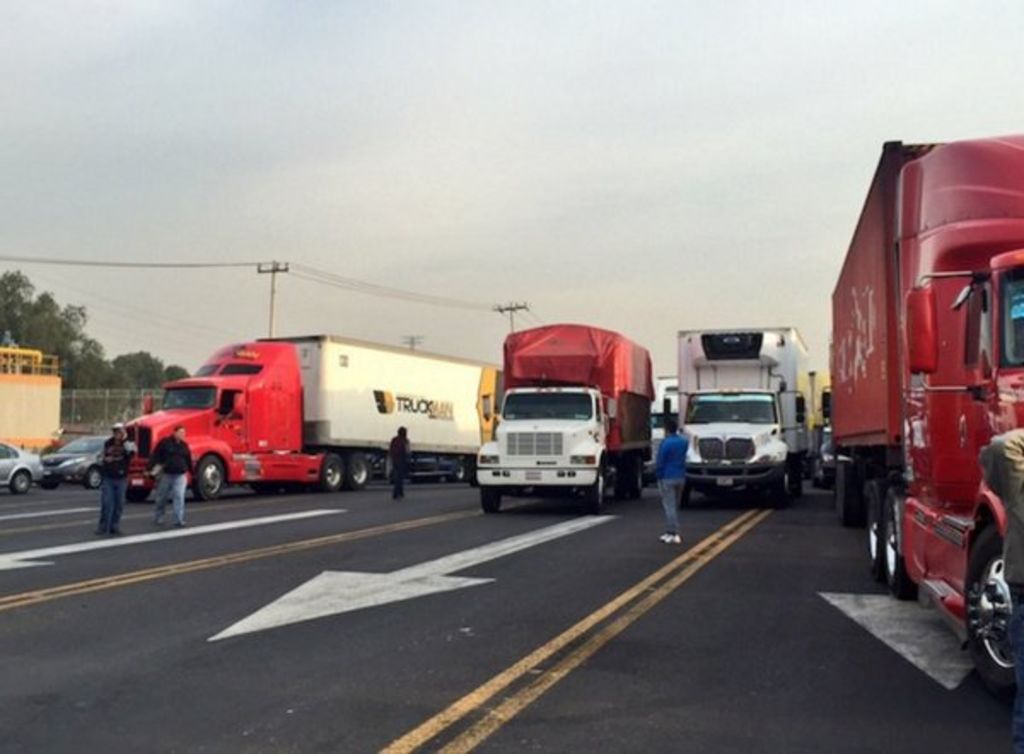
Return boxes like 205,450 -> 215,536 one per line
677,329 -> 810,506
293,336 -> 501,482
645,376 -> 679,483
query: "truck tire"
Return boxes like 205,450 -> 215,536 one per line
318,453 -> 344,493
585,466 -> 606,515
446,459 -> 467,484
628,454 -> 643,500
865,480 -> 888,584
126,488 -> 150,503
771,470 -> 789,509
343,452 -> 370,491
9,470 -> 31,495
966,527 -> 1015,699
787,456 -> 803,498
193,455 -> 225,501
84,466 -> 103,490
678,482 -> 692,509
481,487 -> 502,513
883,488 -> 916,600
835,459 -> 865,527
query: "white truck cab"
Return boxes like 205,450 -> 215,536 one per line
678,329 -> 810,506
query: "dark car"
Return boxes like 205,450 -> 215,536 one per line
370,453 -> 469,484
40,436 -> 106,490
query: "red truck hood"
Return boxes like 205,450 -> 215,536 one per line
128,409 -> 213,457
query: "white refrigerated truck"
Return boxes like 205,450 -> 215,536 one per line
677,329 -> 810,506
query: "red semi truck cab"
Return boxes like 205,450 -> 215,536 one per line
832,135 -> 1024,696
125,342 -> 324,502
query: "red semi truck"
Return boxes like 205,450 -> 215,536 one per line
831,135 -> 1024,696
124,336 -> 501,502
477,324 -> 653,514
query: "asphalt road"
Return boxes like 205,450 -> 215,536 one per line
0,480 -> 1011,753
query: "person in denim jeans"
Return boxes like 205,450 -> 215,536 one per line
655,416 -> 688,544
96,423 -> 135,536
150,425 -> 194,528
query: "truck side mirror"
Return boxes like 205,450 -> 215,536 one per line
606,398 -> 618,419
906,286 -> 938,374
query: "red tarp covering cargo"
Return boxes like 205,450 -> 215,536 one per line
503,324 -> 654,399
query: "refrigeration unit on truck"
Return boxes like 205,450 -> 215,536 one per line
678,329 -> 810,506
830,135 -> 1024,697
476,324 -> 653,514
124,336 -> 501,501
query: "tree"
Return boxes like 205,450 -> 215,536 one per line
110,352 -> 168,389
164,365 -> 189,381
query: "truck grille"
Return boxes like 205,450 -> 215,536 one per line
698,438 -> 724,461
128,426 -> 152,458
506,432 -> 564,457
725,438 -> 755,461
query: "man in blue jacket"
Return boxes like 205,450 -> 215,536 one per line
655,417 -> 689,544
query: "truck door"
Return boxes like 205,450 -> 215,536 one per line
214,389 -> 247,455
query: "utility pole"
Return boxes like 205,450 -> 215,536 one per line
258,261 -> 289,338
493,302 -> 529,332
401,335 -> 424,351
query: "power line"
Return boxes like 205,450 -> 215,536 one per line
493,302 -> 530,332
0,254 -> 260,269
400,335 -> 425,350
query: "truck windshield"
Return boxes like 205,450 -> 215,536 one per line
686,394 -> 777,424
503,393 -> 593,420
163,387 -> 216,410
1003,276 -> 1024,366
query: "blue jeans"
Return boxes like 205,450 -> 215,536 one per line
658,479 -> 684,535
98,477 -> 126,533
153,473 -> 188,525
1011,593 -> 1024,753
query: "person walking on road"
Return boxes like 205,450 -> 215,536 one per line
96,423 -> 135,536
150,425 -> 193,528
655,416 -> 688,544
980,430 -> 1024,753
389,426 -> 411,500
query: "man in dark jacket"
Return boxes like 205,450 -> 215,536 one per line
150,425 -> 194,527
389,427 -> 411,500
96,423 -> 135,536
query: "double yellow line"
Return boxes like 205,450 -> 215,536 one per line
382,508 -> 772,754
0,510 -> 477,614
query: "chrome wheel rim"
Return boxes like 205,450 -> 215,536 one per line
202,462 -> 222,494
971,557 -> 1014,669
325,462 -> 342,488
351,460 -> 368,486
884,502 -> 898,579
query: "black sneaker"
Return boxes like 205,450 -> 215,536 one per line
109,529 -> 123,537
173,522 -> 186,528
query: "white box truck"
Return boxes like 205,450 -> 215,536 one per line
677,329 -> 810,507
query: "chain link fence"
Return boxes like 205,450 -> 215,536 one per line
61,389 -> 163,434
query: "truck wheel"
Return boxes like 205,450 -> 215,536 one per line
772,470 -> 789,509
865,480 -> 887,583
126,488 -> 150,503
447,459 -> 467,484
318,453 -> 344,493
481,488 -> 502,513
84,467 -> 103,490
628,455 -> 643,500
966,527 -> 1015,699
883,488 -> 916,600
193,455 -> 225,501
585,467 -> 606,515
787,456 -> 803,498
836,459 -> 865,527
9,470 -> 31,495
678,483 -> 691,509
343,452 -> 369,491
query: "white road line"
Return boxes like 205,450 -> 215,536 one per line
211,515 -> 616,641
0,507 -> 95,522
820,592 -> 974,690
0,509 -> 347,571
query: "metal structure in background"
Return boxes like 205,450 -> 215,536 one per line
60,389 -> 163,435
493,302 -> 530,332
0,347 -> 60,376
258,261 -> 290,337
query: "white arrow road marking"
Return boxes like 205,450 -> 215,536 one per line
0,507 -> 95,522
210,515 -> 615,641
0,509 -> 346,571
820,592 -> 975,690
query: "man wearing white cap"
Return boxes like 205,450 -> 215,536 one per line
96,423 -> 135,536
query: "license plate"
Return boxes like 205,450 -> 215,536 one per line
526,471 -> 541,481
130,478 -> 146,487
43,470 -> 53,477
716,477 -> 734,487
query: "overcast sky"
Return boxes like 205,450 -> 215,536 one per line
2,1 -> 1023,376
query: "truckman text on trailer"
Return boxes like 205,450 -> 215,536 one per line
830,135 -> 1024,697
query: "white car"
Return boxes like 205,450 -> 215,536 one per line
0,443 -> 44,494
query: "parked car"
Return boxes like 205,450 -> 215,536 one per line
40,435 -> 106,490
0,443 -> 44,494
811,428 -> 835,489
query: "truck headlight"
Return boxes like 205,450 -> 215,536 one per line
570,455 -> 598,465
478,455 -> 500,465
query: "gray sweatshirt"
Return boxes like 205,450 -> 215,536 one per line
978,430 -> 1024,587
